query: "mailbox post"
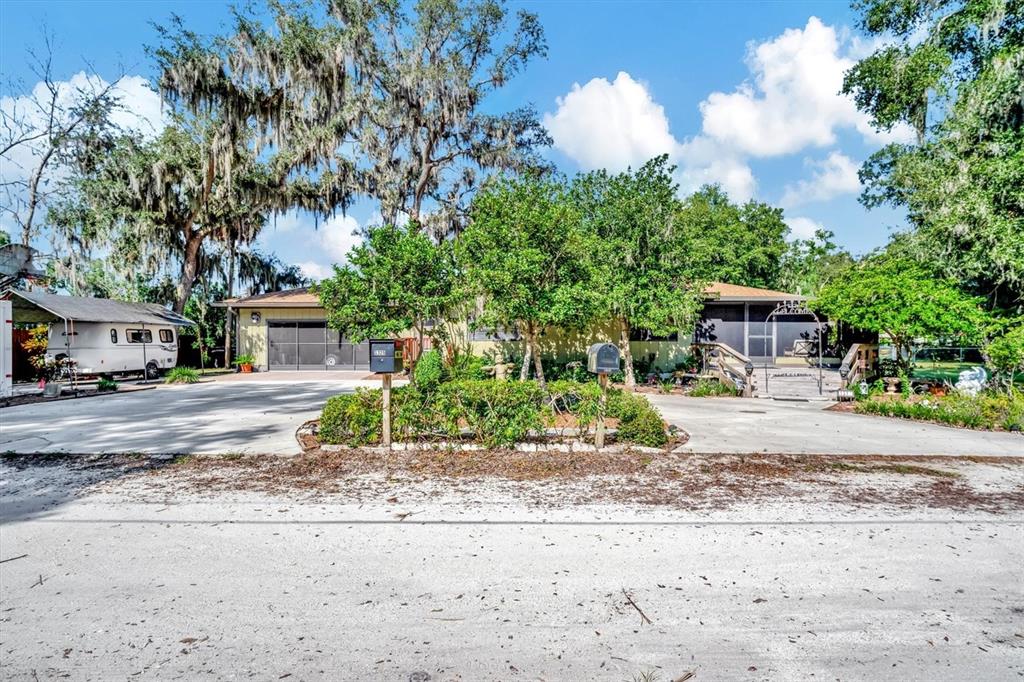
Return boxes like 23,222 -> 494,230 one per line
587,342 -> 620,449
370,339 -> 402,447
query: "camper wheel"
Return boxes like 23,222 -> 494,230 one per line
145,362 -> 161,380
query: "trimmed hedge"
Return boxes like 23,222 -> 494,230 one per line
320,379 -> 669,449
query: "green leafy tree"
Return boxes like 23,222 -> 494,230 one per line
316,223 -> 458,349
778,228 -> 856,297
985,321 -> 1024,389
49,116 -> 280,313
155,0 -> 551,235
677,185 -> 790,290
844,0 -> 1024,310
573,156 -> 704,388
814,256 -> 988,373
459,175 -> 603,389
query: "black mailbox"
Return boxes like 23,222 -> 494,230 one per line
587,342 -> 620,374
369,339 -> 401,374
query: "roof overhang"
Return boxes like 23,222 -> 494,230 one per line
5,289 -> 195,326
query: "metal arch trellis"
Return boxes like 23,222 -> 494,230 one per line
763,300 -> 824,396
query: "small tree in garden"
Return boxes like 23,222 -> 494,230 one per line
814,256 -> 987,374
985,322 -> 1024,390
573,156 -> 704,388
458,175 -> 603,389
316,223 -> 459,350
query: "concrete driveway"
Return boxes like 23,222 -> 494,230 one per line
648,395 -> 1024,456
0,376 -> 379,455
2,379 -> 1021,456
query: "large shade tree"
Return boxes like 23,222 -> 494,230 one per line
49,116 -> 285,313
813,256 -> 988,374
316,223 -> 459,348
676,185 -> 790,290
573,156 -> 704,388
844,0 -> 1024,310
154,0 -> 551,236
458,175 -> 603,389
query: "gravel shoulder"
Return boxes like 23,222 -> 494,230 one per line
2,453 -> 1023,680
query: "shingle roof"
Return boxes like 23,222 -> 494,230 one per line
8,289 -> 195,325
216,287 -> 321,308
704,282 -> 804,301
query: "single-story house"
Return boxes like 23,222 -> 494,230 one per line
218,282 -> 836,373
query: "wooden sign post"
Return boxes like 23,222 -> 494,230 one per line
588,342 -> 620,451
381,372 -> 392,448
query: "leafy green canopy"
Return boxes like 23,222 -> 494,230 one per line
572,155 -> 704,386
676,185 -> 790,290
155,0 -> 551,235
316,223 -> 458,343
844,0 -> 1024,310
778,228 -> 856,297
814,256 -> 989,371
458,174 -> 603,386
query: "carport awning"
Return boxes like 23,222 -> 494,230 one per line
7,289 -> 195,326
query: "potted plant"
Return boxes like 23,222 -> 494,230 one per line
233,354 -> 256,373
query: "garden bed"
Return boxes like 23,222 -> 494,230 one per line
315,378 -> 679,451
0,383 -> 156,409
833,391 -> 1024,433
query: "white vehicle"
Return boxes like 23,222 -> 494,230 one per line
8,289 -> 194,380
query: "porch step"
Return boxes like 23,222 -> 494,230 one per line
754,366 -> 842,401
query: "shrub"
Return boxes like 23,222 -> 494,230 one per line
854,390 -> 1024,431
164,367 -> 200,384
547,380 -> 602,432
607,390 -> 668,447
414,349 -> 444,392
434,379 -> 548,448
447,352 -> 489,381
320,389 -> 385,445
97,377 -> 118,392
688,379 -> 738,397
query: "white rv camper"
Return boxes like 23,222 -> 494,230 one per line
7,290 -> 194,379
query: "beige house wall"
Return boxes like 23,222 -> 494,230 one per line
234,306 -> 693,372
236,307 -> 327,370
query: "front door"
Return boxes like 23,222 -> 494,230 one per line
267,321 -> 369,371
747,304 -> 776,365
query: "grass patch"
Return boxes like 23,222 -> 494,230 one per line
165,367 -> 201,384
688,379 -> 739,397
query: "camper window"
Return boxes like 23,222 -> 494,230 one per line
159,329 -> 173,343
127,329 -> 153,344
110,329 -> 118,344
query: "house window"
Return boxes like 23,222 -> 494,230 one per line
110,329 -> 118,344
159,329 -> 173,343
127,329 -> 153,344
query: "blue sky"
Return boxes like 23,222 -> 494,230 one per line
1,0 -> 911,282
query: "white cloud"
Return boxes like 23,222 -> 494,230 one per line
543,72 -> 755,200
296,261 -> 332,281
699,17 -> 915,157
542,72 -> 677,173
785,216 -> 825,241
542,18 -> 916,207
320,214 -> 363,262
781,151 -> 861,207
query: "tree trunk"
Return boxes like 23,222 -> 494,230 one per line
519,340 -> 531,381
528,325 -> 546,390
174,228 -> 204,314
223,237 -> 236,367
619,317 -> 635,389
